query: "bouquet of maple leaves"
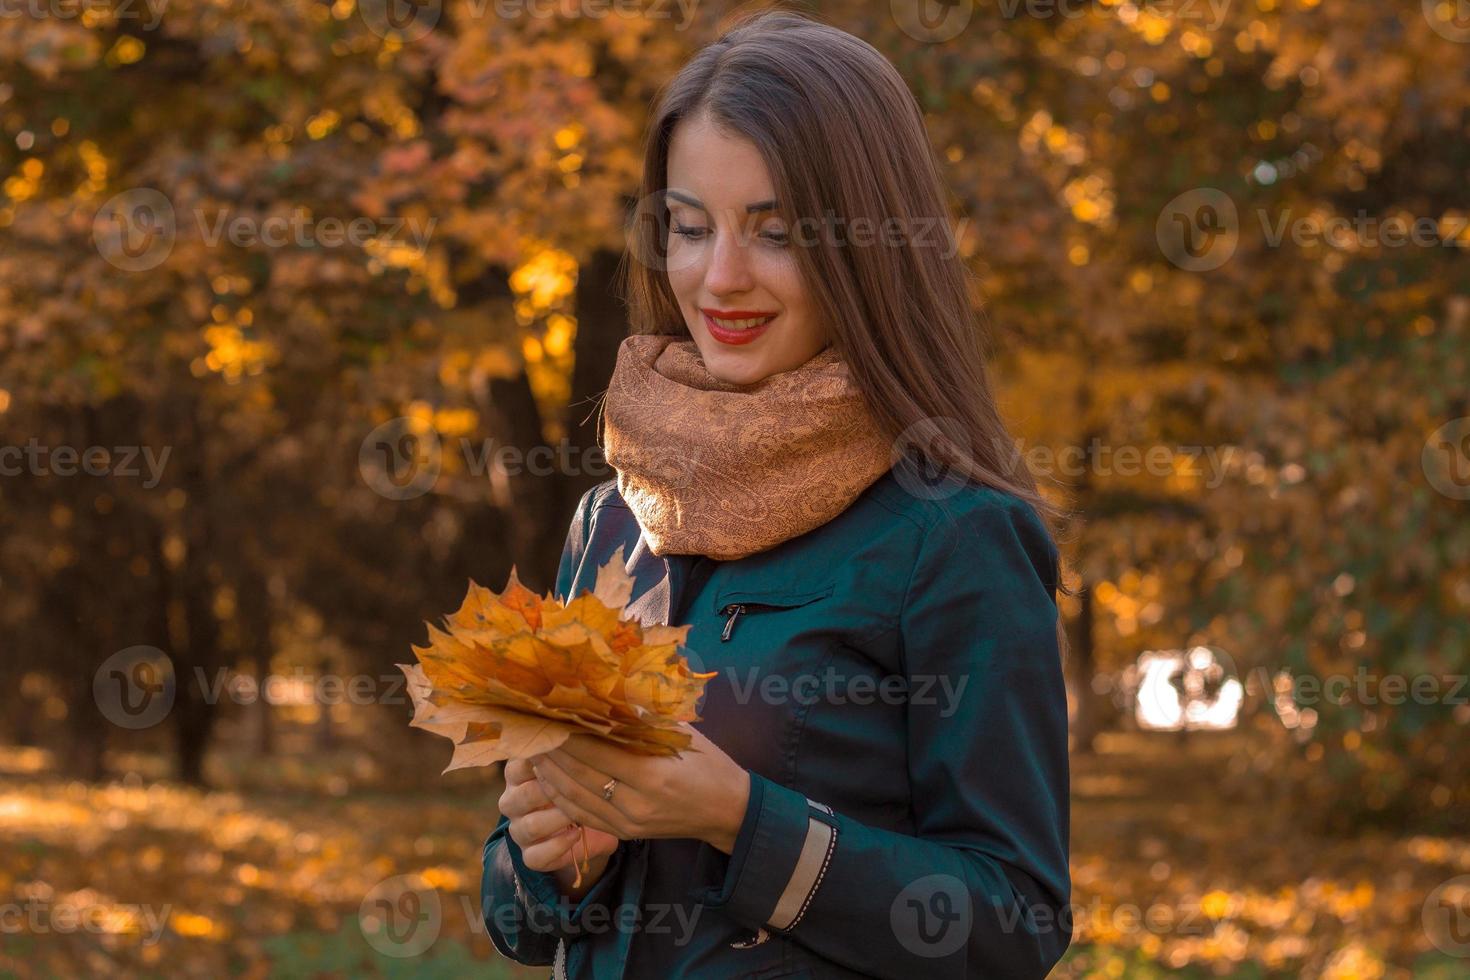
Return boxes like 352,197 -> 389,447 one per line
399,545 -> 718,769
398,546 -> 716,880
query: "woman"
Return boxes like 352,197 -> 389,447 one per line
483,10 -> 1072,978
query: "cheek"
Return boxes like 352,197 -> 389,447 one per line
666,262 -> 701,306
761,254 -> 814,320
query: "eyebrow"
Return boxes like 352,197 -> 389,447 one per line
665,189 -> 778,214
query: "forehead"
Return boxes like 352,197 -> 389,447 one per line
666,113 -> 775,209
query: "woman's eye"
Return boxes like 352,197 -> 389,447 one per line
669,222 -> 785,246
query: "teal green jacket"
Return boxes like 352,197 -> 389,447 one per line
482,469 -> 1072,978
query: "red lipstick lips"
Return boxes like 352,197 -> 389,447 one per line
701,308 -> 777,346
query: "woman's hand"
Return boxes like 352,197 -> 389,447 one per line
529,725 -> 752,855
500,757 -> 620,897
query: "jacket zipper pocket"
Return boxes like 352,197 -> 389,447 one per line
717,584 -> 834,642
720,603 -> 746,641
720,600 -> 821,642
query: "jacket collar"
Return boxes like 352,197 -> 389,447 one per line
603,503 -> 705,629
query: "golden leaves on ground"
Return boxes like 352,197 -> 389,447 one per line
399,546 -> 716,773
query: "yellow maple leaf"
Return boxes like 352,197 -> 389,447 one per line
399,545 -> 717,774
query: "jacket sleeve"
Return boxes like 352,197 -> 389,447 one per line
686,491 -> 1073,978
481,482 -> 635,965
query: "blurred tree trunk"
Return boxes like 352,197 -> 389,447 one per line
1069,584 -> 1100,755
474,367 -> 558,589
239,567 -> 275,757
315,654 -> 336,752
1068,422 -> 1107,755
54,404 -> 115,782
565,247 -> 627,493
165,402 -> 226,787
459,265 -> 571,591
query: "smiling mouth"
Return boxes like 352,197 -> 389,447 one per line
702,309 -> 778,329
701,310 -> 778,346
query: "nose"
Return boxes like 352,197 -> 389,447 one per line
702,219 -> 756,298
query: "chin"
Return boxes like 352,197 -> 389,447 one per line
701,348 -> 770,386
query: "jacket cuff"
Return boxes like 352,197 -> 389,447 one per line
496,833 -> 628,934
689,772 -> 839,933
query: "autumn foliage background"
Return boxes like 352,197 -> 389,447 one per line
1,0 -> 1469,976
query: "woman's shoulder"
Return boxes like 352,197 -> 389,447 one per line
581,477 -> 623,511
863,468 -> 1050,538
861,470 -> 1060,592
563,478 -> 628,535
572,471 -> 1055,583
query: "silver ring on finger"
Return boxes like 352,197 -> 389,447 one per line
601,777 -> 618,802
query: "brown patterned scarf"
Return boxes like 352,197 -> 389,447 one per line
601,334 -> 894,561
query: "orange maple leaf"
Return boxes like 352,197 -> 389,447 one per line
398,545 -> 717,774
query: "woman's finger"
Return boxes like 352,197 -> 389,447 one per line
507,806 -> 576,850
550,734 -> 644,783
541,748 -> 639,819
519,826 -> 582,872
535,756 -> 627,837
505,757 -> 536,786
498,777 -> 555,819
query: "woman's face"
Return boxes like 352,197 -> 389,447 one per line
664,112 -> 829,385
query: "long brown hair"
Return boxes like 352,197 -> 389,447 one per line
620,9 -> 1076,611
